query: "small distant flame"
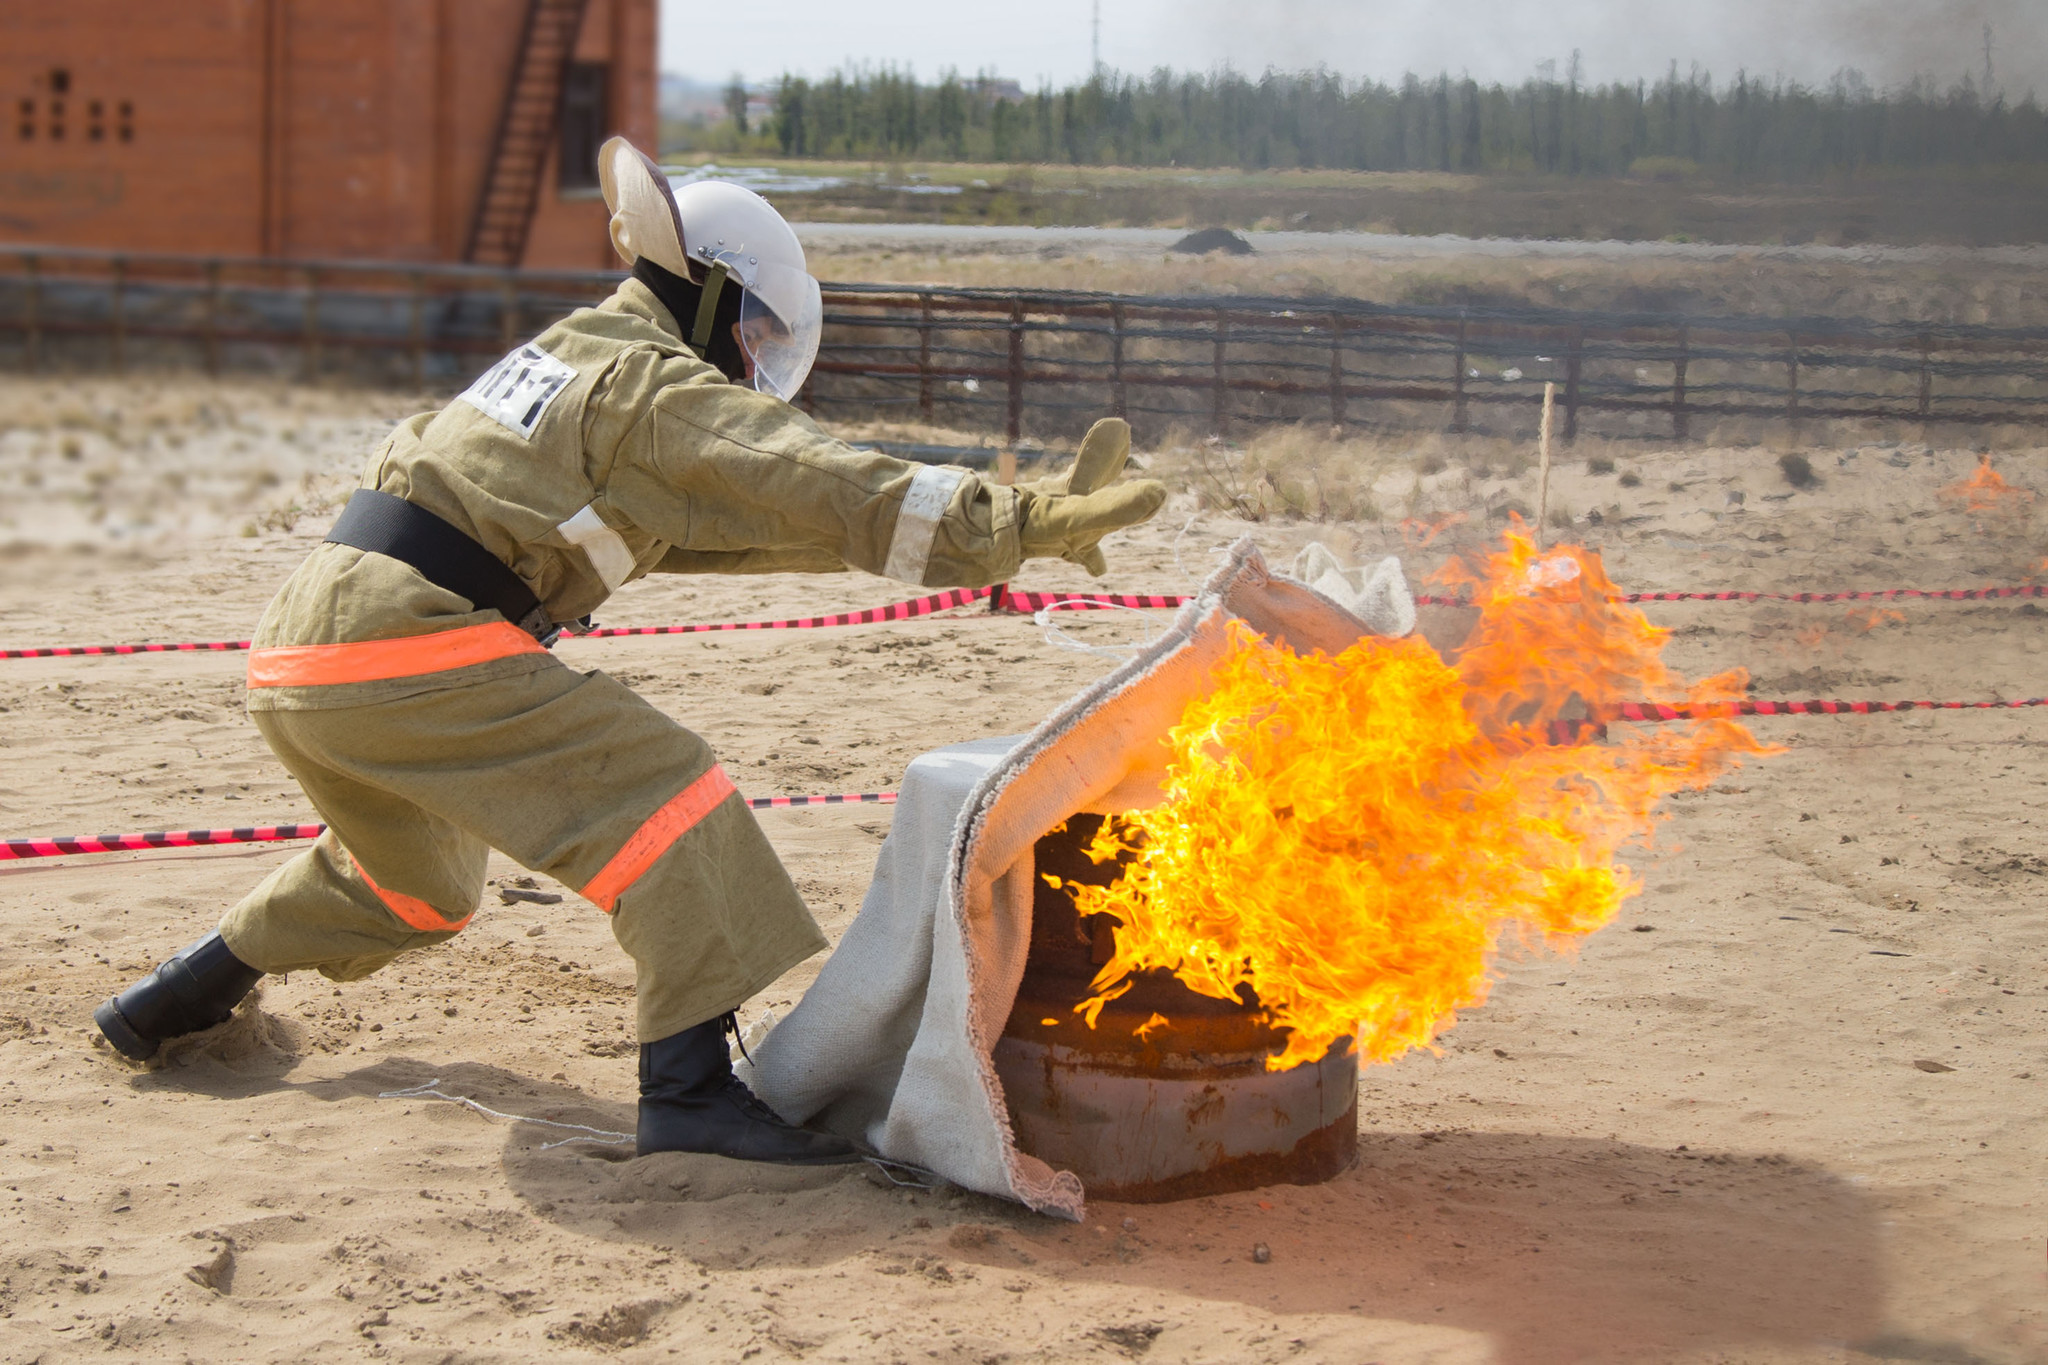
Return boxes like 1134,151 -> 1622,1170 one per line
1940,455 -> 2035,518
1846,607 -> 1905,634
1400,511 -> 1469,548
1066,527 -> 1772,1072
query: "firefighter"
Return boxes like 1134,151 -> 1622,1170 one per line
93,138 -> 1164,1166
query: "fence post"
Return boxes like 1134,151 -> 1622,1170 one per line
1785,329 -> 1801,436
1006,298 -> 1025,445
22,254 -> 39,372
1562,327 -> 1583,443
301,266 -> 321,382
1110,302 -> 1127,420
1673,324 -> 1689,441
499,273 -> 519,354
110,256 -> 127,375
1916,331 -> 1932,422
203,260 -> 222,376
1329,312 -> 1348,428
409,271 -> 427,390
917,291 -> 934,421
1451,313 -> 1468,433
1211,307 -> 1229,437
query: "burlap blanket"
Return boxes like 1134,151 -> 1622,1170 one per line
742,539 -> 1407,1218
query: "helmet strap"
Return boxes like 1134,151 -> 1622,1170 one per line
690,262 -> 731,354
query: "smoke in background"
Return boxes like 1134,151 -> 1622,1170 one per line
1196,0 -> 2048,94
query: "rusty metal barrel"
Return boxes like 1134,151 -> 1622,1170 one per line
992,815 -> 1358,1202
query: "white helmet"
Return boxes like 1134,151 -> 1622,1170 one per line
598,136 -> 823,402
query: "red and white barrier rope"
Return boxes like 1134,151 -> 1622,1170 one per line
574,587 -> 991,637
8,685 -> 2042,862
0,792 -> 898,863
0,589 -> 997,660
1610,696 -> 2048,721
0,639 -> 255,660
7,581 -> 2040,660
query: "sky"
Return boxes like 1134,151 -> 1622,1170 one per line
663,0 -> 2048,96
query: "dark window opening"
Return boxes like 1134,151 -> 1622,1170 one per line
50,123 -> 63,141
49,68 -> 70,95
118,100 -> 133,142
89,123 -> 103,141
558,63 -> 607,191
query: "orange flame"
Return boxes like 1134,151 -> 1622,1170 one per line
1067,527 -> 1771,1072
1846,607 -> 1905,634
1940,455 -> 2035,517
1793,624 -> 1831,650
1399,511 -> 1469,548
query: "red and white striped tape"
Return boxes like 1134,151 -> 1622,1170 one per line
0,792 -> 899,864
576,587 -> 991,637
9,687 -> 2043,862
0,589 -> 998,659
7,581 -> 2040,660
1609,696 -> 2048,721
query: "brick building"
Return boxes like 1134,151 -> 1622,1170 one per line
1,0 -> 658,269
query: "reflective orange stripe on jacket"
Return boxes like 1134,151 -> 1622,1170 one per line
353,857 -> 474,933
582,765 -> 738,913
246,622 -> 545,689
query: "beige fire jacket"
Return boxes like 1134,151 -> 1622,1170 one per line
248,278 -> 1023,711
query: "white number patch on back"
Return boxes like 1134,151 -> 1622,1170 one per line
459,343 -> 578,440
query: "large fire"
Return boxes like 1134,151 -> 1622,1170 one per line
1059,528 -> 1771,1071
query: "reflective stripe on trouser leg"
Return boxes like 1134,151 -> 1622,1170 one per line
246,621 -> 546,690
229,663 -> 826,1040
219,829 -> 485,982
581,765 -> 738,912
351,856 -> 475,932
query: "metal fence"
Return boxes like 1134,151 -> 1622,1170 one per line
4,244 -> 2045,445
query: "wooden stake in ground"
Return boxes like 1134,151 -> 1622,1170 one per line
1536,381 -> 1557,548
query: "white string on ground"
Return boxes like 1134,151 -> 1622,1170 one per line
378,1079 -> 633,1149
1033,598 -> 1169,660
864,1156 -> 942,1189
1170,514 -> 1208,590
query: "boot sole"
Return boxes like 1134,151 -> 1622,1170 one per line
93,999 -> 159,1061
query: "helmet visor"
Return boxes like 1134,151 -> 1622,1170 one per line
737,264 -> 822,402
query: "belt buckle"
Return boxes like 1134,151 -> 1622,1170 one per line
516,604 -> 558,646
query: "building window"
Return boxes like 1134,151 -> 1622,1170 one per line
558,63 -> 607,191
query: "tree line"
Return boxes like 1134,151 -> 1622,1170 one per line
751,63 -> 2047,177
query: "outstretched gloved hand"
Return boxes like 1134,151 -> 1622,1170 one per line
1015,419 -> 1166,576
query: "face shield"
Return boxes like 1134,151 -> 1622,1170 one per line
732,262 -> 822,402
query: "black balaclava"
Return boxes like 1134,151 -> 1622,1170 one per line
632,257 -> 749,384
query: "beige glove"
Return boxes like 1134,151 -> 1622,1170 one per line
1020,417 -> 1135,498
1016,420 -> 1165,577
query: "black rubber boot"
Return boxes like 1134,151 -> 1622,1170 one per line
93,932 -> 264,1061
636,1014 -> 862,1165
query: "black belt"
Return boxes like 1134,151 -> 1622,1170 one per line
324,489 -> 554,641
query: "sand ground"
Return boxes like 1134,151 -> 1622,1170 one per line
0,373 -> 2044,1364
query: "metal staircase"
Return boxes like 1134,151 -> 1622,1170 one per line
464,0 -> 591,266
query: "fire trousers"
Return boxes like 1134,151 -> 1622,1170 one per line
218,642 -> 826,1043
